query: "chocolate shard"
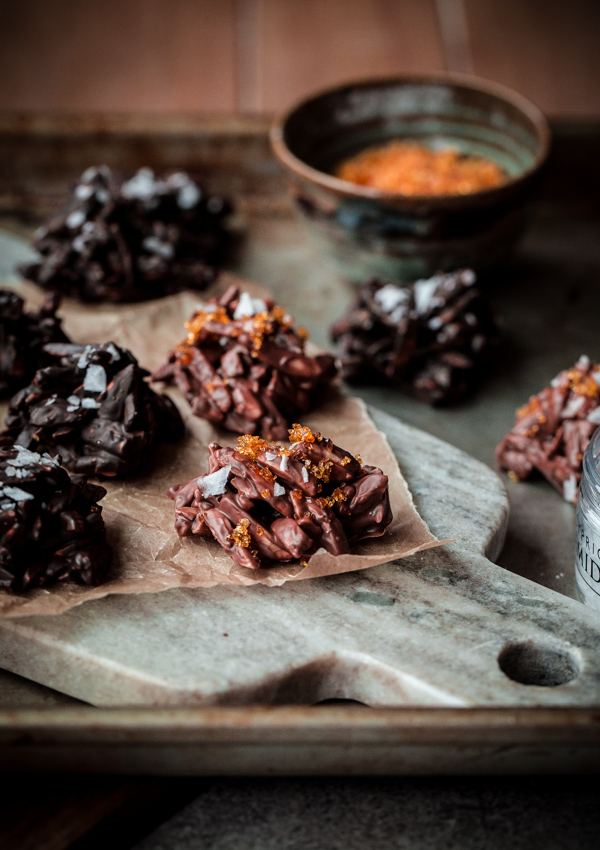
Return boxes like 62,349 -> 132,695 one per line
152,286 -> 337,440
0,288 -> 70,398
19,166 -> 232,303
0,341 -> 184,478
330,269 -> 500,405
167,424 -> 392,570
496,355 -> 600,503
0,445 -> 112,591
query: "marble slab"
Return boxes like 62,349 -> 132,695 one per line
0,408 -> 599,708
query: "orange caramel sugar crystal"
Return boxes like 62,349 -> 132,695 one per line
228,517 -> 252,548
335,141 -> 505,197
567,369 -> 600,398
317,487 -> 347,508
288,424 -> 322,444
236,434 -> 278,460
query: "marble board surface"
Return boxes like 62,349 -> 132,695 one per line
1,408 -> 599,709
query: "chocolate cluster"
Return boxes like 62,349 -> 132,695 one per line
0,288 -> 69,398
330,270 -> 500,404
152,285 -> 336,440
168,424 -> 393,570
496,356 -> 600,503
19,166 -> 231,303
0,445 -> 112,591
0,342 -> 184,477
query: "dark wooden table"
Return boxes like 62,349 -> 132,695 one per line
0,116 -> 599,849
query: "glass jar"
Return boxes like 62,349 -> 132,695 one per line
576,426 -> 600,612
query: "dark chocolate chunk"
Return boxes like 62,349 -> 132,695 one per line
496,355 -> 600,503
0,288 -> 69,398
167,424 -> 392,570
152,285 -> 336,440
330,269 -> 500,404
0,341 -> 184,477
19,166 -> 232,303
0,445 -> 112,591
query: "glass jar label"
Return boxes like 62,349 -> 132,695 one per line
576,513 -> 600,612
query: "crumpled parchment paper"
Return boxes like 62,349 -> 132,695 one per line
0,276 -> 447,618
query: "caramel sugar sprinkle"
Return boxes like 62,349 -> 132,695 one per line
228,517 -> 252,548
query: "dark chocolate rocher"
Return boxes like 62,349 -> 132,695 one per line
168,424 -> 393,570
330,269 -> 500,404
152,285 -> 336,440
19,165 -> 231,303
0,341 -> 184,477
0,288 -> 69,398
496,355 -> 600,503
0,445 -> 112,591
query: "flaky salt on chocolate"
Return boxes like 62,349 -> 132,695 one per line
0,446 -> 112,591
0,342 -> 184,477
0,288 -> 69,398
152,285 -> 336,440
496,356 -> 600,503
19,165 -> 231,303
330,270 -> 499,404
167,424 -> 392,570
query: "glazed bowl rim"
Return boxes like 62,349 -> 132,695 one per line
270,71 -> 552,207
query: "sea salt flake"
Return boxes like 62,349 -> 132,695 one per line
280,454 -> 289,472
301,466 -> 309,482
233,292 -> 267,320
72,234 -> 88,253
577,355 -> 591,369
1,485 -> 34,502
197,465 -> 231,497
66,209 -> 86,229
121,168 -> 156,200
95,188 -> 110,204
273,482 -> 286,497
75,184 -> 94,201
4,467 -> 28,478
77,345 -> 94,370
67,395 -> 81,407
81,166 -> 99,182
593,369 -> 600,385
413,276 -> 440,314
177,182 -> 201,209
8,446 -> 43,468
142,236 -> 174,259
562,395 -> 585,418
563,475 -> 577,503
105,343 -> 121,362
265,452 -> 278,461
374,284 -> 408,314
81,398 -> 101,409
587,407 -> 600,424
83,364 -> 107,393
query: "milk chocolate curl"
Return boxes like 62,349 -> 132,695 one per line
19,166 -> 232,303
330,270 -> 500,404
0,288 -> 69,398
152,286 -> 337,440
496,356 -> 600,503
0,445 -> 112,591
167,425 -> 392,569
0,341 -> 184,477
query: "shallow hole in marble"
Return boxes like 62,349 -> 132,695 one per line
313,698 -> 370,707
498,639 -> 580,687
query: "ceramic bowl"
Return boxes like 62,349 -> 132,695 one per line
270,73 -> 551,283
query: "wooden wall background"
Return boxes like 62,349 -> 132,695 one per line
0,0 -> 599,118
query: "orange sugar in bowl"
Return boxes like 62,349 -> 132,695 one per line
335,141 -> 506,197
